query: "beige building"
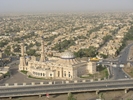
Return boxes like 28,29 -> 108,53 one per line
19,38 -> 96,80
0,66 -> 9,74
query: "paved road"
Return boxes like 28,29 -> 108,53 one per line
118,43 -> 133,64
103,43 -> 133,80
112,43 -> 133,79
1,79 -> 133,91
0,79 -> 133,98
111,67 -> 128,80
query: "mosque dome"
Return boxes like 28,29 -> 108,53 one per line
61,50 -> 75,59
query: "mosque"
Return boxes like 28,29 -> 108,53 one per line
19,38 -> 96,80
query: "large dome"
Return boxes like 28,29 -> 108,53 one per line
61,50 -> 75,59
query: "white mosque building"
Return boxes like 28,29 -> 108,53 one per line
19,38 -> 96,80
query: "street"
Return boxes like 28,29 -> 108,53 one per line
104,43 -> 133,80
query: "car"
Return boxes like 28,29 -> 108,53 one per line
120,64 -> 124,67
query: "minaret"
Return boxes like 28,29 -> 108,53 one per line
19,42 -> 26,70
21,43 -> 25,57
40,37 -> 45,62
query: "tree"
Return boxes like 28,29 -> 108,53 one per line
68,92 -> 76,100
35,42 -> 41,46
0,41 -> 9,47
103,35 -> 112,43
4,46 -> 11,56
29,43 -> 34,48
52,39 -> 75,52
14,44 -> 21,52
86,24 -> 103,36
14,38 -> 20,42
99,53 -> 108,59
74,46 -> 97,58
26,49 -> 36,56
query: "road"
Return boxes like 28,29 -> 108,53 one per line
113,43 -> 133,79
111,67 -> 128,80
0,79 -> 133,98
103,43 -> 133,80
118,43 -> 133,64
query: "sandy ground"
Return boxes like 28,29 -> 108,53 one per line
1,90 -> 133,100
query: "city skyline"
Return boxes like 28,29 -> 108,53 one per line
0,0 -> 133,14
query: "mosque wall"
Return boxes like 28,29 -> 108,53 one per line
77,66 -> 86,76
19,38 -> 97,80
30,67 -> 55,79
87,62 -> 96,74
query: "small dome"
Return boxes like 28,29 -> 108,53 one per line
61,50 -> 75,59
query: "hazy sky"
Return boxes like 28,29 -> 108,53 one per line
0,0 -> 133,13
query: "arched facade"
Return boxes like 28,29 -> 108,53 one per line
19,39 -> 96,80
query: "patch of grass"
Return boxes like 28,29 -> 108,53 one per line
80,74 -> 94,78
21,70 -> 28,74
102,68 -> 108,78
28,75 -> 50,80
80,66 -> 109,80
3,71 -> 10,78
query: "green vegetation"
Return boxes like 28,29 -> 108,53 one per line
99,53 -> 108,59
124,26 -> 133,40
35,41 -> 41,46
14,32 -> 36,42
103,68 -> 109,79
28,43 -> 34,48
87,24 -> 103,36
116,39 -> 126,55
14,38 -> 20,42
70,26 -> 85,32
73,35 -> 87,40
26,49 -> 36,56
74,46 -> 97,58
111,28 -> 120,35
97,64 -> 108,79
52,39 -> 75,52
68,92 -> 77,100
4,26 -> 20,33
81,64 -> 109,80
3,71 -> 10,78
13,44 -> 21,52
0,41 -> 9,47
21,32 -> 35,39
98,35 -> 113,54
103,35 -> 112,42
116,26 -> 133,55
4,46 -> 11,56
28,75 -> 48,80
99,93 -> 104,99
45,34 -> 59,41
21,70 -> 28,74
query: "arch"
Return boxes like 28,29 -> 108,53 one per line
64,71 -> 66,77
68,72 -> 71,77
50,74 -> 52,77
43,73 -> 45,76
58,71 -> 60,77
